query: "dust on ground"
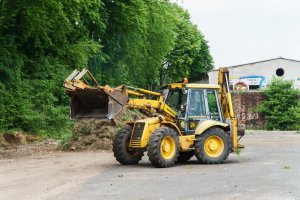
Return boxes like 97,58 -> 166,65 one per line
68,109 -> 145,151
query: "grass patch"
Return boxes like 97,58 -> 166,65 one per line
236,148 -> 241,159
283,165 -> 291,170
42,126 -> 73,149
0,129 -> 24,136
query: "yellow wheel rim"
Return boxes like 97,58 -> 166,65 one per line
160,136 -> 176,159
204,135 -> 224,158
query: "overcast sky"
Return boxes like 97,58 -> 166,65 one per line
179,0 -> 300,68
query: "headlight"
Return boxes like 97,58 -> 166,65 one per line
189,121 -> 197,129
179,120 -> 185,129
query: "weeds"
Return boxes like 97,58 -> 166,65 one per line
283,165 -> 291,170
236,147 -> 241,159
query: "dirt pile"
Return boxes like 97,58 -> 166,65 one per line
0,132 -> 40,147
68,109 -> 144,151
0,132 -> 59,159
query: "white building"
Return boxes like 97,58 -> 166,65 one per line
208,57 -> 300,91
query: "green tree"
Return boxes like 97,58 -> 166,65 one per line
90,1 -> 213,89
92,0 -> 179,88
0,0 -> 214,137
0,0 -> 106,136
160,6 -> 213,85
256,78 -> 300,130
141,0 -> 178,89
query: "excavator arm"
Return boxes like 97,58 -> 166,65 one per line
217,67 -> 245,149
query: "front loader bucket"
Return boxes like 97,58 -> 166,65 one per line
68,87 -> 128,120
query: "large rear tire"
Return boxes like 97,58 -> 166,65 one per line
194,127 -> 231,164
147,127 -> 179,168
113,126 -> 143,165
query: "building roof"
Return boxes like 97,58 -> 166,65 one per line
210,57 -> 300,72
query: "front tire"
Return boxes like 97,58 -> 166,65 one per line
147,127 -> 179,168
113,126 -> 143,165
194,127 -> 231,164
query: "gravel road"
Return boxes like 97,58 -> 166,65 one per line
1,131 -> 300,200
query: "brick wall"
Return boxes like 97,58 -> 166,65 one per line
231,91 -> 266,128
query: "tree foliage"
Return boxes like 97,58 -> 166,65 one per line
160,7 -> 213,85
256,78 -> 300,130
0,0 -> 105,136
0,0 -> 213,136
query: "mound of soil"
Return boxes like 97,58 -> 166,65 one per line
0,132 -> 40,147
0,132 -> 59,159
68,109 -> 145,151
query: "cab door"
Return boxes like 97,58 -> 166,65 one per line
206,89 -> 223,122
186,89 -> 207,134
186,89 -> 223,134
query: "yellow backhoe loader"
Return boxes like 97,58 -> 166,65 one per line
64,68 -> 245,168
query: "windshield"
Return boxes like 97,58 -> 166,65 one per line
165,89 -> 187,116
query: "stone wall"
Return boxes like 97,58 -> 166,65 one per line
231,91 -> 266,128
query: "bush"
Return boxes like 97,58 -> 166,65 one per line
256,78 -> 300,130
0,58 -> 72,138
288,101 -> 300,130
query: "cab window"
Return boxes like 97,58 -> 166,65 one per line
165,89 -> 187,116
207,90 -> 220,121
188,90 -> 206,117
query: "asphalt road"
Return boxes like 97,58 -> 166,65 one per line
1,131 -> 300,200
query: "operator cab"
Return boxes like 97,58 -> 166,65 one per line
165,84 -> 224,135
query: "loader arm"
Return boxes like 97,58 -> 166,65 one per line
123,86 -> 177,121
64,68 -> 178,121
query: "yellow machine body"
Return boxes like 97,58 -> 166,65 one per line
64,67 -> 244,156
129,117 -> 161,148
